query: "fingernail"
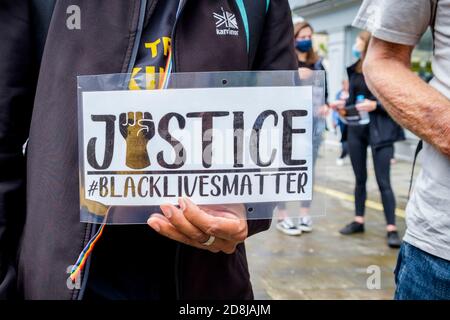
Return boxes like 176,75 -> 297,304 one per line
147,218 -> 160,232
161,204 -> 172,218
183,197 -> 193,207
178,198 -> 186,211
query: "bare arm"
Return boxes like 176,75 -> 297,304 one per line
363,37 -> 450,158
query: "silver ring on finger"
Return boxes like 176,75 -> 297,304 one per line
201,235 -> 216,246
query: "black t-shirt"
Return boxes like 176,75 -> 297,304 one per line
346,64 -> 375,106
85,1 -> 180,300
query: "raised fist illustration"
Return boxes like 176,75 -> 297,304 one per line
120,112 -> 155,169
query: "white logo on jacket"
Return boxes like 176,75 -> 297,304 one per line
213,7 -> 239,36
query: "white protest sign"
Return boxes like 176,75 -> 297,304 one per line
80,86 -> 313,206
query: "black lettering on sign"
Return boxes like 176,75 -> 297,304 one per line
199,175 -> 209,197
210,175 -> 221,196
282,110 -> 307,166
177,176 -> 183,196
250,110 -> 278,167
223,175 -> 239,195
138,176 -> 149,197
157,113 -> 186,169
87,115 -> 116,170
186,112 -> 230,168
254,173 -> 268,195
99,176 -> 108,197
286,172 -> 296,194
163,176 -> 176,197
149,176 -> 161,197
240,175 -> 252,196
270,172 -> 286,194
110,177 -> 122,197
184,176 -> 198,197
298,172 -> 308,194
233,112 -> 244,168
124,177 -> 136,197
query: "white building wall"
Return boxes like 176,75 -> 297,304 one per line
327,27 -> 346,100
294,3 -> 362,98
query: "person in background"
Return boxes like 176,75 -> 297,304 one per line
276,21 -> 329,236
0,0 -> 297,300
355,0 -> 450,299
334,79 -> 349,166
330,31 -> 405,248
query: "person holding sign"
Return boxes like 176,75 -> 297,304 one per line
0,0 -> 298,300
330,31 -> 405,248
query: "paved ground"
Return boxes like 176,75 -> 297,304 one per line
246,133 -> 418,300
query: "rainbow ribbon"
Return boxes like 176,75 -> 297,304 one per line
70,53 -> 174,283
160,49 -> 173,89
70,1 -> 182,284
69,222 -> 106,283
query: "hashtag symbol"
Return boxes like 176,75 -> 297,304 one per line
87,180 -> 98,197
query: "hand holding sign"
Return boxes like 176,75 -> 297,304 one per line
148,198 -> 247,254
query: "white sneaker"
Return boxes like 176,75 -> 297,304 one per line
299,216 -> 313,232
336,158 -> 345,166
276,218 -> 302,236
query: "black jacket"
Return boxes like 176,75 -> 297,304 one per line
346,62 -> 405,148
0,0 -> 297,299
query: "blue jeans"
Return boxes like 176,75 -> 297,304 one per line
394,242 -> 450,300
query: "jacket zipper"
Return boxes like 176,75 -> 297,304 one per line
170,0 -> 188,300
76,0 -> 187,300
76,0 -> 150,300
126,0 -> 150,74
170,0 -> 187,75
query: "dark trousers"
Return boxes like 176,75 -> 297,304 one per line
347,125 -> 396,225
338,120 -> 348,159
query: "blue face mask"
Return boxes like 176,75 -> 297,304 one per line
296,39 -> 312,53
352,44 -> 362,59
